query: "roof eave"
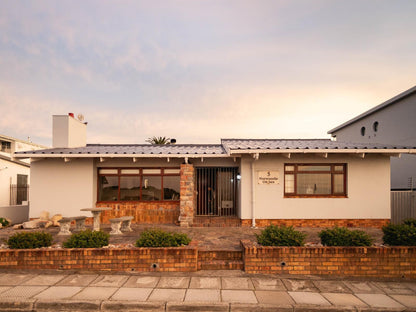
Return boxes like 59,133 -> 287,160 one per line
13,153 -> 230,159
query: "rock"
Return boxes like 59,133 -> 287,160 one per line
51,214 -> 63,226
39,211 -> 50,221
13,224 -> 23,229
0,224 -> 2,229
23,219 -> 42,229
44,221 -> 53,228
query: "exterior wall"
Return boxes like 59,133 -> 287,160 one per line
240,153 -> 391,222
330,94 -> 416,189
0,158 -> 30,206
0,205 -> 29,224
242,240 -> 416,278
30,158 -> 95,218
52,115 -> 87,148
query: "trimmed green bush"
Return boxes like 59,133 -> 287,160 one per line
0,217 -> 10,227
135,228 -> 191,247
403,218 -> 416,227
318,227 -> 373,246
382,222 -> 416,246
256,225 -> 306,246
7,231 -> 53,249
63,230 -> 110,248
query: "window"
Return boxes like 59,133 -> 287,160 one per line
360,127 -> 366,136
284,164 -> 346,197
98,168 -> 180,202
373,121 -> 379,132
1,141 -> 11,153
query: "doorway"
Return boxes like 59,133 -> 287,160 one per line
196,167 -> 238,216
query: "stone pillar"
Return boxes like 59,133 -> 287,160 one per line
179,164 -> 195,227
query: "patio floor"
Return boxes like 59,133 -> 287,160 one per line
0,223 -> 384,250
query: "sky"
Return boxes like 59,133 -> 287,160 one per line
0,0 -> 415,147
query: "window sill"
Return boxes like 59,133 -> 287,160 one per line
284,195 -> 348,199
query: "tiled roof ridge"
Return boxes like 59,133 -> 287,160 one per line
221,138 -> 331,141
86,143 -> 223,147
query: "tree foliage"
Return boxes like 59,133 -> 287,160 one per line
145,136 -> 171,145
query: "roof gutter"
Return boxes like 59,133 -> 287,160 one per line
227,148 -> 416,155
13,153 -> 231,159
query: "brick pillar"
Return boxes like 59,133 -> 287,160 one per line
179,164 -> 195,227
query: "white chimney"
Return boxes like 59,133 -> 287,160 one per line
52,114 -> 87,148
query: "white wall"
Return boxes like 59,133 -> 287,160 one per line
240,154 -> 391,220
30,158 -> 94,218
0,159 -> 30,206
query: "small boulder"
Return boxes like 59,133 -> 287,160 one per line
23,219 -> 42,229
51,214 -> 63,226
39,211 -> 50,221
13,224 -> 23,229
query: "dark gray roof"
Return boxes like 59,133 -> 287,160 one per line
15,144 -> 226,155
328,85 -> 416,134
221,139 -> 415,151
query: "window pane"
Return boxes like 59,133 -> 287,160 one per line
285,165 -> 295,172
142,176 -> 162,200
334,165 -> 344,172
297,173 -> 331,194
120,176 -> 140,200
298,165 -> 331,172
163,176 -> 180,200
98,176 -> 119,201
164,168 -> 180,174
99,169 -> 117,174
333,174 -> 345,194
285,174 -> 295,193
143,169 -> 161,174
121,169 -> 140,174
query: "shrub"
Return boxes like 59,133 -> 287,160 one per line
256,225 -> 306,246
0,217 -> 10,227
7,231 -> 53,249
403,218 -> 416,227
135,228 -> 191,247
63,230 -> 110,248
382,223 -> 416,246
318,227 -> 373,246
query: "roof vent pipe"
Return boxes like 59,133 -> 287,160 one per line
170,138 -> 176,144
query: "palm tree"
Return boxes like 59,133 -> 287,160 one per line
145,136 -> 171,145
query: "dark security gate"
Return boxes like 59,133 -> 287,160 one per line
196,167 -> 238,216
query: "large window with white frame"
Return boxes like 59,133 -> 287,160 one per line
284,164 -> 347,197
98,168 -> 180,202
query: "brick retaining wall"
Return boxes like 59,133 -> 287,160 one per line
241,219 -> 389,228
0,244 -> 198,272
241,240 -> 416,278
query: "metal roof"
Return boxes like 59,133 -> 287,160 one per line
221,139 -> 415,151
327,85 -> 416,134
14,139 -> 416,159
15,144 -> 226,156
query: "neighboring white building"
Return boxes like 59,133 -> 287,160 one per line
14,114 -> 416,227
0,134 -> 46,206
328,86 -> 416,190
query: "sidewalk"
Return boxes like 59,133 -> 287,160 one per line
0,270 -> 415,311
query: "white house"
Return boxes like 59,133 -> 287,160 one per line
0,134 -> 46,206
14,114 -> 416,228
328,86 -> 416,190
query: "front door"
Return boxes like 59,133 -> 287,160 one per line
196,167 -> 238,216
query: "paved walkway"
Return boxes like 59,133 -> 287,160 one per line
0,270 -> 415,311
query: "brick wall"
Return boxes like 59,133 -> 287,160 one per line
179,164 -> 196,227
97,202 -> 180,224
241,219 -> 390,228
0,244 -> 198,272
241,240 -> 416,278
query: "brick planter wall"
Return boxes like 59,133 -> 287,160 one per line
0,244 -> 198,272
241,240 -> 416,278
97,202 -> 180,224
241,218 -> 389,228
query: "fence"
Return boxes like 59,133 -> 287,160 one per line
391,190 -> 416,224
9,184 -> 29,206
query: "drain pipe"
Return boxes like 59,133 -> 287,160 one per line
251,154 -> 259,228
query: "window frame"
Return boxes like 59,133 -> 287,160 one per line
97,167 -> 180,203
284,163 -> 347,198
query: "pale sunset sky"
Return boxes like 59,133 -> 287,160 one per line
1,0 -> 415,146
